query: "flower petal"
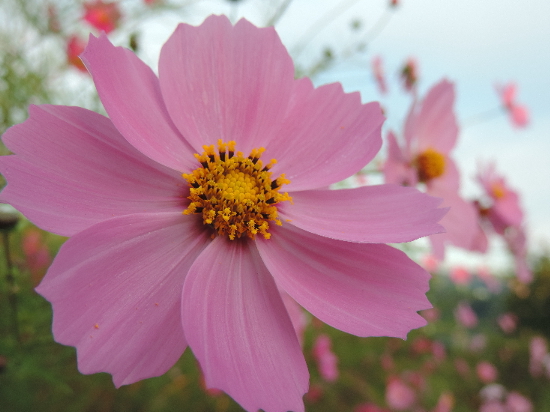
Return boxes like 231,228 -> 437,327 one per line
81,33 -> 196,171
383,130 -> 418,186
266,80 -> 385,191
257,224 -> 431,339
159,15 -> 295,155
428,190 -> 479,260
405,79 -> 458,154
279,185 -> 446,243
182,237 -> 308,412
35,212 -> 210,387
0,105 -> 184,236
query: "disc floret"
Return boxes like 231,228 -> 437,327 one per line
182,140 -> 292,240
415,148 -> 446,182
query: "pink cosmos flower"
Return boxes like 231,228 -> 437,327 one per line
0,16 -> 445,412
312,334 -> 339,382
476,361 -> 498,384
356,404 -> 391,412
432,392 -> 454,412
385,377 -> 416,410
454,301 -> 478,329
83,0 -> 121,34
66,36 -> 88,72
529,336 -> 547,377
477,163 -> 523,234
475,163 -> 531,283
450,266 -> 471,285
496,83 -> 529,128
505,391 -> 533,412
383,79 -> 478,259
497,313 -> 518,334
372,55 -> 388,95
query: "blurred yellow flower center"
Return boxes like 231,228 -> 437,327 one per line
182,140 -> 292,240
415,148 -> 446,182
490,182 -> 507,199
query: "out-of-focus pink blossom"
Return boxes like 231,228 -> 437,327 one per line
304,384 -> 324,403
83,0 -> 122,33
497,313 -> 518,334
505,391 -> 533,412
496,83 -> 529,128
450,266 -> 471,285
312,334 -> 339,382
372,56 -> 388,94
383,80 -> 477,260
455,302 -> 478,329
432,392 -> 454,412
389,0 -> 399,7
386,377 -> 416,410
422,254 -> 439,272
476,361 -> 498,384
66,36 -> 88,72
420,307 -> 439,324
480,383 -> 506,402
480,400 -> 507,412
411,336 -> 432,355
432,341 -> 446,362
476,163 -> 531,283
22,229 -> 51,283
477,163 -> 523,233
504,226 -> 532,284
400,58 -> 418,92
529,336 -> 547,377
356,403 -> 390,412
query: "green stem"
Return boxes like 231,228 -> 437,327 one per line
2,230 -> 20,345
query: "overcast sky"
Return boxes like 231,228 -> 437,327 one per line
138,0 -> 550,271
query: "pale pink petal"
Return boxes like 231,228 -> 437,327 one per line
257,224 -> 431,339
80,33 -> 196,172
427,155 -> 460,193
510,105 -> 529,127
493,190 -> 524,228
428,192 -> 478,260
266,81 -> 384,191
279,185 -> 446,243
383,131 -> 417,186
159,15 -> 295,155
35,213 -> 210,387
181,237 -> 308,412
497,83 -> 516,107
408,79 -> 458,154
280,291 -> 308,347
0,105 -> 183,236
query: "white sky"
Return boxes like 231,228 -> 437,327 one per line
135,0 -> 550,272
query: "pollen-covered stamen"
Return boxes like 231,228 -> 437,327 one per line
414,148 -> 446,182
182,140 -> 292,240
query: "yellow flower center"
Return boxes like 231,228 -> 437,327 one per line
490,182 -> 506,199
182,140 -> 292,240
415,148 -> 446,182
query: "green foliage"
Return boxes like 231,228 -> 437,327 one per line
506,255 -> 550,338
